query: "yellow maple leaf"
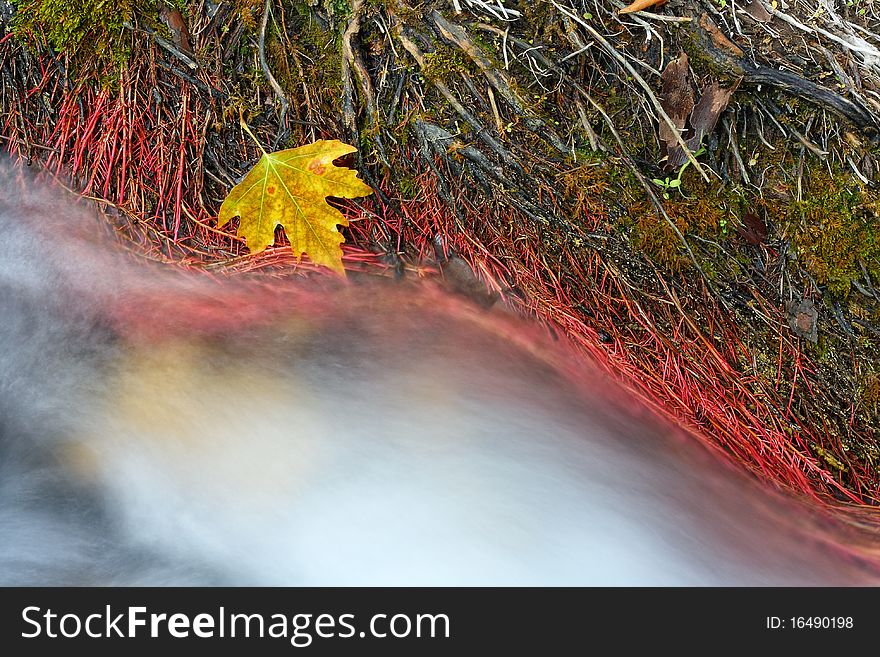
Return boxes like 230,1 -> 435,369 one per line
218,138 -> 373,274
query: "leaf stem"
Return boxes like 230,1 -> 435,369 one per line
239,111 -> 268,156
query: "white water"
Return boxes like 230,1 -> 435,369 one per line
0,157 -> 876,585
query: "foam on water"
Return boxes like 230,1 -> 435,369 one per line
0,157 -> 877,585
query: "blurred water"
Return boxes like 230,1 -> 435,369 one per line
0,157 -> 877,585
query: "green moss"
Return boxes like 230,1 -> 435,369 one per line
630,206 -> 692,272
245,0 -> 350,91
810,443 -> 847,472
323,0 -> 352,21
862,373 -> 880,413
627,170 -> 730,272
677,19 -> 746,84
397,174 -> 418,200
255,2 -> 346,115
557,163 -> 610,218
422,44 -> 473,82
774,168 -> 880,297
235,0 -> 263,30
516,0 -> 556,41
12,0 -> 172,72
863,371 -> 880,400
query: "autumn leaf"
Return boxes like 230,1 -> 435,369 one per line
218,138 -> 373,274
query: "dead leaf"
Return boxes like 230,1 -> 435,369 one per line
667,79 -> 740,169
218,140 -> 373,274
742,0 -> 772,23
699,14 -> 744,58
786,299 -> 818,343
687,81 -> 739,144
737,211 -> 768,245
160,7 -> 193,55
659,53 -> 695,162
619,0 -> 667,14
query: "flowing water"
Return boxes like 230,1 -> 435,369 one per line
0,157 -> 877,585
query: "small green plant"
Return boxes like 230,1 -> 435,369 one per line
652,145 -> 706,200
651,174 -> 682,200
